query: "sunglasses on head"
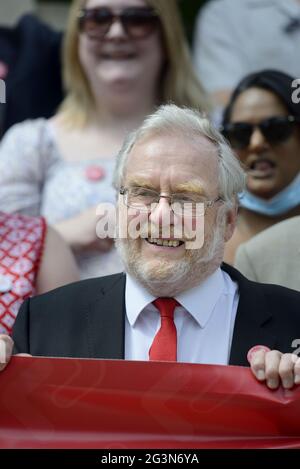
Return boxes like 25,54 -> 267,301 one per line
78,6 -> 160,40
221,115 -> 300,149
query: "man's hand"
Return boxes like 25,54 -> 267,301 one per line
0,334 -> 13,371
250,348 -> 300,389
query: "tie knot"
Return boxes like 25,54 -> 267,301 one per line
153,298 -> 180,319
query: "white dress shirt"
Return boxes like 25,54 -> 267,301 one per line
125,268 -> 239,365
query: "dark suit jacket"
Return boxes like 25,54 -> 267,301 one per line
12,264 -> 300,367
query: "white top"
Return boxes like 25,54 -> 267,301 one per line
193,0 -> 300,93
0,119 -> 124,279
125,268 -> 239,364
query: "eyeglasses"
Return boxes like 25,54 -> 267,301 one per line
78,6 -> 160,40
221,115 -> 300,150
120,187 -> 223,217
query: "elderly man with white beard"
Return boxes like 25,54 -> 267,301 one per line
1,104 -> 300,390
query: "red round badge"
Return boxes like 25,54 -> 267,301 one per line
85,165 -> 105,181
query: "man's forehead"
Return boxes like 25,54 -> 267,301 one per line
123,133 -> 219,194
127,132 -> 218,166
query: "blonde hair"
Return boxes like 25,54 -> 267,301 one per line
58,0 -> 210,126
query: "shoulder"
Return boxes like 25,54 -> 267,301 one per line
226,264 -> 300,359
0,118 -> 59,175
223,262 -> 300,309
255,282 -> 300,339
17,13 -> 62,43
224,264 -> 300,345
29,273 -> 126,313
196,0 -> 276,25
2,118 -> 49,136
0,118 -> 51,149
256,281 -> 300,308
197,0 -> 248,18
235,219 -> 300,290
243,217 -> 300,253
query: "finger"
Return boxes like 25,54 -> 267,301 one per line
250,348 -> 268,381
279,353 -> 296,389
265,350 -> 282,389
0,334 -> 14,371
293,355 -> 300,385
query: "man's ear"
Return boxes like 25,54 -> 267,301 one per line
224,205 -> 238,242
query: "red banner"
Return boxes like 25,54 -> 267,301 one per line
0,356 -> 300,448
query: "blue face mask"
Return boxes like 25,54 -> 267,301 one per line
239,172 -> 300,217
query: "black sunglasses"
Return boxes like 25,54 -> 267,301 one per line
78,6 -> 160,40
221,115 -> 300,149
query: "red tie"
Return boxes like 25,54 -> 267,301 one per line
149,298 -> 179,362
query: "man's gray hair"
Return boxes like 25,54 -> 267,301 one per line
113,104 -> 246,207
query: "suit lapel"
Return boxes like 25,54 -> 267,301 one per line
86,273 -> 126,359
222,264 -> 277,366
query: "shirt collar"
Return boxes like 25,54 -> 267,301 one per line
125,274 -> 156,326
176,268 -> 225,328
125,268 -> 225,328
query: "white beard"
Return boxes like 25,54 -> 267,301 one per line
115,213 -> 226,297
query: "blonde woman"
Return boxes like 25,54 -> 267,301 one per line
0,0 -> 209,278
